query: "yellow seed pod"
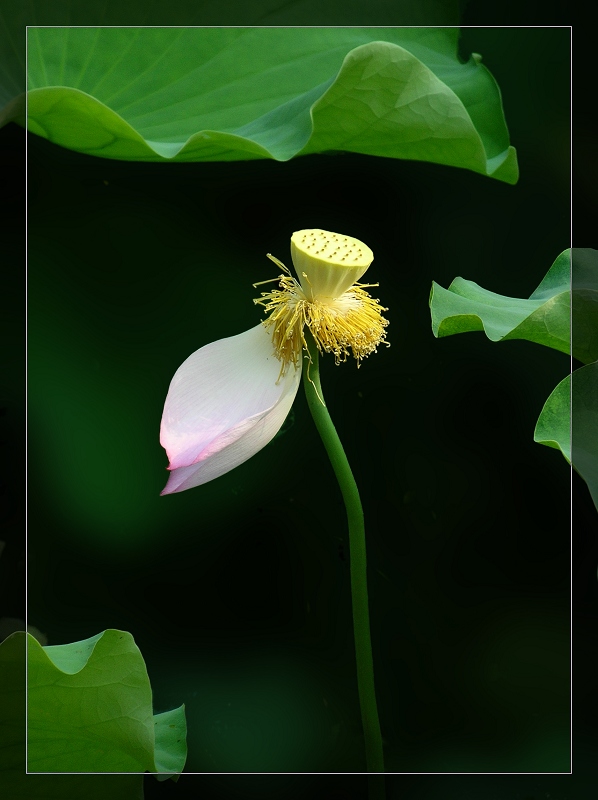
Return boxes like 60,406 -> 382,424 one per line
290,229 -> 374,300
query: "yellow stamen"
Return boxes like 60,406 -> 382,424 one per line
253,230 -> 389,378
253,264 -> 389,377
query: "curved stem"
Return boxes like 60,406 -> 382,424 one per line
302,333 -> 385,780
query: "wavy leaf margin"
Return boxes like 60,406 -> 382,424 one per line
13,27 -> 519,181
27,629 -> 187,776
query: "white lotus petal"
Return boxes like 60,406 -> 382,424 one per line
160,324 -> 300,493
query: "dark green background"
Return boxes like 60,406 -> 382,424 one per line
4,17 -> 595,799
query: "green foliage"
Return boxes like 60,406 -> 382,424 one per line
431,249 -> 598,511
534,375 -> 571,462
570,362 -> 598,510
0,632 -> 143,798
571,248 -> 598,364
27,629 -> 187,776
532,361 -> 598,510
6,26 -> 517,180
430,250 -> 571,357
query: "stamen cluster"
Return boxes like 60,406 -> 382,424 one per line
253,249 -> 389,376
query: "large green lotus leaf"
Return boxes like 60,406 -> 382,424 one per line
430,250 -> 573,358
0,0 -> 460,110
27,629 -> 187,776
432,249 -> 598,511
430,249 -> 598,364
0,0 -> 461,116
571,361 -> 598,511
0,632 -> 143,798
15,26 -> 516,180
535,362 -> 598,511
534,375 -> 571,463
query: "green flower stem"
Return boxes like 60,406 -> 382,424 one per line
302,332 -> 385,780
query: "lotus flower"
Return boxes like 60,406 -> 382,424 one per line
160,229 -> 388,494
